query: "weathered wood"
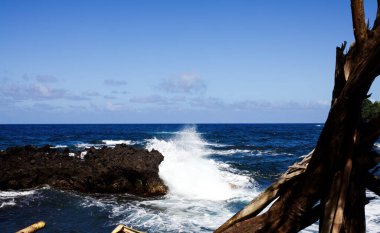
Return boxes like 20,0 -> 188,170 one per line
111,224 -> 145,233
373,0 -> 380,29
214,151 -> 312,233
16,221 -> 45,233
215,0 -> 380,232
350,0 -> 367,46
330,157 -> 353,233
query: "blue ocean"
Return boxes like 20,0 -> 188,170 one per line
0,124 -> 379,233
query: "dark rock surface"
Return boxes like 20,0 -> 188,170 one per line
0,144 -> 167,196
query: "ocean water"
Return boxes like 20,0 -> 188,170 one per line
0,124 -> 379,233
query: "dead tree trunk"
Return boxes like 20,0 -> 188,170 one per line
215,0 -> 380,232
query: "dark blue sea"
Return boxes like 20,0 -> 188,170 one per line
0,124 -> 379,233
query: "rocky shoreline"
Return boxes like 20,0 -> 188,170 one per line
0,144 -> 167,196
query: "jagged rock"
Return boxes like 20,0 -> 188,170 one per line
0,144 -> 167,196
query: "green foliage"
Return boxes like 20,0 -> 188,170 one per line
362,99 -> 380,122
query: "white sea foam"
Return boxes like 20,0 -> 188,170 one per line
365,191 -> 380,233
146,126 -> 252,200
101,140 -> 134,145
0,200 -> 16,208
0,190 -> 36,198
92,126 -> 255,232
0,189 -> 38,209
157,131 -> 206,135
208,149 -> 252,156
374,143 -> 380,152
80,151 -> 87,159
76,140 -> 135,149
50,145 -> 68,148
76,143 -> 101,149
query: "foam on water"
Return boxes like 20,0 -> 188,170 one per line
0,189 -> 38,209
76,143 -> 102,149
0,190 -> 36,198
83,126 -> 255,232
101,140 -> 134,145
75,140 -> 135,149
146,126 -> 251,200
50,145 -> 68,148
374,143 -> 380,153
209,149 -> 252,156
365,191 -> 380,233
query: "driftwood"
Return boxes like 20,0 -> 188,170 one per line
16,221 -> 45,233
216,0 -> 380,232
215,151 -> 313,233
111,224 -> 145,233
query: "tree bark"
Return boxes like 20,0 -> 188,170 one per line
215,0 -> 380,232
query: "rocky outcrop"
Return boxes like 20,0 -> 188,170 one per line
0,144 -> 167,196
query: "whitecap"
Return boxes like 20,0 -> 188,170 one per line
0,190 -> 36,198
101,140 -> 134,145
209,149 -> 252,156
0,200 -> 16,208
76,143 -> 101,149
0,189 -> 40,209
146,126 -> 254,201
80,151 -> 87,159
50,145 -> 68,148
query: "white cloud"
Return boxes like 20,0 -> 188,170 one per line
35,75 -> 59,83
104,95 -> 117,99
83,90 -> 101,97
28,83 -> 65,98
105,102 -> 125,111
0,83 -> 90,102
159,73 -> 206,94
104,79 -> 127,86
130,95 -> 170,105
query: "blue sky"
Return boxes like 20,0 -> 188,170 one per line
0,0 -> 379,123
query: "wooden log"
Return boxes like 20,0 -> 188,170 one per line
111,224 -> 145,233
16,221 -> 45,233
214,151 -> 312,233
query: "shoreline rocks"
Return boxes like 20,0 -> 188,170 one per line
0,144 -> 167,197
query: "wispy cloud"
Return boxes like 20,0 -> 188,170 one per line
83,90 -> 101,97
130,95 -> 170,105
35,75 -> 59,83
104,95 -> 117,100
65,95 -> 91,101
0,83 -> 89,102
189,97 -> 227,109
69,105 -> 87,110
26,83 -> 66,99
104,79 -> 127,86
188,97 -> 329,112
32,103 -> 62,110
159,73 -> 206,94
105,101 -> 125,111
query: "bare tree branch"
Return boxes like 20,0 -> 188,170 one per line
373,0 -> 380,29
214,152 -> 312,233
351,0 -> 368,45
332,42 -> 347,104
